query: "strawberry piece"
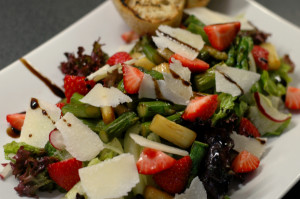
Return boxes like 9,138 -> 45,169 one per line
122,64 -> 144,94
204,22 -> 241,51
170,53 -> 209,73
136,148 -> 176,175
56,102 -> 65,110
6,113 -> 26,131
251,45 -> 269,70
106,51 -> 132,66
285,86 -> 300,110
47,158 -> 82,191
121,30 -> 139,43
153,156 -> 192,194
231,150 -> 260,173
182,95 -> 218,122
63,75 -> 95,103
238,117 -> 260,138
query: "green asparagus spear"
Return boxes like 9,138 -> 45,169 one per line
188,141 -> 208,185
136,66 -> 163,80
193,65 -> 217,92
62,103 -> 101,119
99,112 -> 139,143
141,36 -> 165,65
184,15 -> 206,27
137,101 -> 178,121
202,45 -> 228,60
140,111 -> 184,137
80,118 -> 104,132
187,23 -> 210,44
117,79 -> 125,93
225,45 -> 236,66
236,36 -> 253,70
70,92 -> 84,104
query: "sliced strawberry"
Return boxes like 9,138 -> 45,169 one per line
204,22 -> 241,51
6,113 -> 26,131
122,64 -> 144,94
56,102 -> 65,110
182,95 -> 218,122
285,86 -> 300,110
170,53 -> 209,73
153,156 -> 192,194
121,30 -> 139,43
238,117 -> 260,138
252,45 -> 269,70
106,51 -> 132,66
136,148 -> 176,175
47,158 -> 82,191
231,150 -> 260,173
64,75 -> 95,103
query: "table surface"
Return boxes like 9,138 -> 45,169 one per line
0,0 -> 299,198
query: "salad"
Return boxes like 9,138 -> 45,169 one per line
1,4 -> 299,199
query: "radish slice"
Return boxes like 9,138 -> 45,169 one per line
0,164 -> 12,180
254,92 -> 291,122
49,129 -> 65,150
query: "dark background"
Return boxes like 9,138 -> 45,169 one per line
0,0 -> 299,198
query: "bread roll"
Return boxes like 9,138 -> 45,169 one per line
185,0 -> 210,8
112,0 -> 185,35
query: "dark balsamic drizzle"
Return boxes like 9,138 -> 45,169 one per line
6,127 -> 21,138
19,58 -> 65,99
216,68 -> 244,95
169,69 -> 191,87
30,98 -> 56,125
30,98 -> 39,109
256,137 -> 267,145
152,77 -> 164,99
157,29 -> 199,52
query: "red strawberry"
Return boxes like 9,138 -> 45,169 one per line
153,156 -> 192,194
64,75 -> 95,103
204,22 -> 241,51
182,94 -> 218,122
252,45 -> 269,70
122,64 -> 144,94
238,117 -> 260,138
106,51 -> 132,66
170,53 -> 209,73
285,86 -> 300,110
136,148 -> 176,175
56,102 -> 65,110
121,30 -> 139,43
231,150 -> 260,173
47,158 -> 82,191
6,113 -> 26,131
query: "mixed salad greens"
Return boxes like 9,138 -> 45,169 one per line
1,5 -> 299,199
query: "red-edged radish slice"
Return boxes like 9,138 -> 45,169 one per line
254,92 -> 291,122
0,164 -> 12,180
49,129 -> 65,150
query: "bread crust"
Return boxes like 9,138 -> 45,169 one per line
112,0 -> 185,35
185,0 -> 210,8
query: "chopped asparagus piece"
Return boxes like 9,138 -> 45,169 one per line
62,103 -> 101,119
141,111 -> 184,137
193,65 -> 216,92
137,101 -> 177,121
100,106 -> 115,124
149,114 -> 196,148
99,112 -> 139,143
188,141 -> 208,185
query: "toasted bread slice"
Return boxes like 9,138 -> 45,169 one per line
112,0 -> 185,35
185,0 -> 210,8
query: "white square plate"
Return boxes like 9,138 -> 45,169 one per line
0,0 -> 300,198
